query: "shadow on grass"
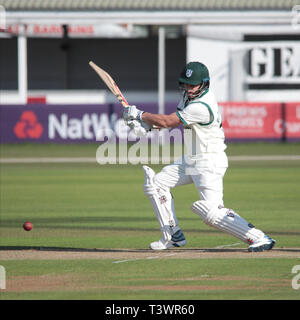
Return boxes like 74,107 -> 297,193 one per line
1,218 -> 299,236
0,246 -> 149,253
0,246 -> 299,253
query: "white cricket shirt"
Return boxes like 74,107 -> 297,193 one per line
176,89 -> 227,161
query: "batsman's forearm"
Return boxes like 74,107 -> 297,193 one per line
141,112 -> 173,128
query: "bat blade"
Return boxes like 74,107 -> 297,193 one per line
89,61 -> 129,107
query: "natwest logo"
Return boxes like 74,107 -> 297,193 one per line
48,113 -> 115,140
14,111 -> 43,139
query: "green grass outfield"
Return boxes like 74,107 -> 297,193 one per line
0,142 -> 300,300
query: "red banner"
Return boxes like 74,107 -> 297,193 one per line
285,103 -> 300,140
219,102 -> 283,140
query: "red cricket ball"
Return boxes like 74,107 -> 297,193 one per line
23,221 -> 33,231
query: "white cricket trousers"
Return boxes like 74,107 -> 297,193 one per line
151,152 -> 267,245
154,153 -> 228,206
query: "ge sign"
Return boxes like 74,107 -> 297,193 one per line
246,45 -> 300,90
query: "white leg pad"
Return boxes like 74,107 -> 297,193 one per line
191,200 -> 265,244
143,165 -> 179,241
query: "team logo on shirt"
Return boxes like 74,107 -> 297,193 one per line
186,69 -> 193,77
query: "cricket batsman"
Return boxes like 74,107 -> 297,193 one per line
122,61 -> 276,252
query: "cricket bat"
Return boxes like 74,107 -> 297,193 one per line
89,61 -> 129,108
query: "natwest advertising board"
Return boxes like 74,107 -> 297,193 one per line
0,104 -> 113,143
219,102 -> 283,140
0,103 -> 172,143
1,102 -> 300,143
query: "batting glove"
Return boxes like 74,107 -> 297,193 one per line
127,119 -> 151,137
122,105 -> 144,121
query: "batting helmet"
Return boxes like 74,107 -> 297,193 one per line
178,62 -> 210,86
